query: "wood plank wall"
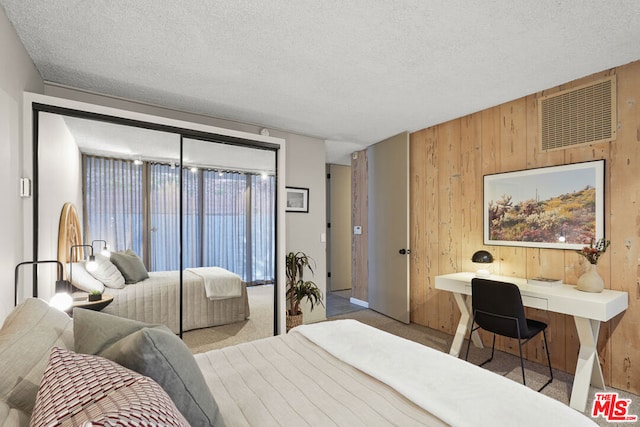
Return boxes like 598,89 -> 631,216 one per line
407,60 -> 640,394
410,62 -> 640,393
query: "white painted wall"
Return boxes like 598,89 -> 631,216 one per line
36,113 -> 83,301
0,8 -> 43,321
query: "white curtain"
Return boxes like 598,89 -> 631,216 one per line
251,174 -> 275,283
182,168 -> 202,269
148,163 -> 180,271
85,155 -> 275,282
84,156 -> 143,257
202,171 -> 246,276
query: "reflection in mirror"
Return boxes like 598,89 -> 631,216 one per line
37,111 -> 276,347
181,138 -> 275,350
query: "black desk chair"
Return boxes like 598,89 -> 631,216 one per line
465,278 -> 553,391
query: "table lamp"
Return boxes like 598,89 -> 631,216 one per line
471,250 -> 494,278
14,260 -> 72,310
69,244 -> 97,291
92,239 -> 110,257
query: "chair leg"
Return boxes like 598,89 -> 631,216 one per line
464,315 -> 476,361
517,337 -> 526,386
537,329 -> 553,392
479,334 -> 496,367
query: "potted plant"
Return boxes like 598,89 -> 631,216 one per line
88,290 -> 103,302
286,251 -> 324,332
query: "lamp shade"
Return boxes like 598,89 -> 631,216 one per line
472,250 -> 494,264
14,260 -> 69,308
92,239 -> 110,257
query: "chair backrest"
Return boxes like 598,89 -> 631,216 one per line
471,278 -> 528,339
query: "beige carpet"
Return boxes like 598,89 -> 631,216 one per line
183,284 -> 274,353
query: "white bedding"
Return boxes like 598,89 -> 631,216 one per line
196,320 -> 597,427
296,320 -> 596,427
185,267 -> 243,299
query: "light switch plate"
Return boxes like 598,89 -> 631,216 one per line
20,178 -> 31,197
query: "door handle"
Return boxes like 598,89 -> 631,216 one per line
399,249 -> 411,255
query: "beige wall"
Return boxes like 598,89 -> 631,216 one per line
0,8 -> 44,320
328,164 -> 352,291
408,62 -> 640,394
284,134 -> 327,323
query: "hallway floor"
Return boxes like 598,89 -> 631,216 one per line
326,289 -> 367,317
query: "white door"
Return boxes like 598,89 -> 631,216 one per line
367,132 -> 410,323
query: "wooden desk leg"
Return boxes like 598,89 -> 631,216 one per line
570,316 -> 605,411
449,293 -> 483,357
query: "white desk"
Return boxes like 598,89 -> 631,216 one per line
435,272 -> 628,412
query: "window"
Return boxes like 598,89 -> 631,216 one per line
84,156 -> 144,257
84,155 -> 275,283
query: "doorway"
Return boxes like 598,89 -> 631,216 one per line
326,163 -> 365,317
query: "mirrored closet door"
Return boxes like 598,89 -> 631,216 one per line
35,107 -> 277,343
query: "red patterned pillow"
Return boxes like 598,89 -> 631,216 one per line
30,347 -> 189,426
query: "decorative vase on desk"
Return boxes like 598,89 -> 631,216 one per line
576,262 -> 604,293
575,238 -> 610,293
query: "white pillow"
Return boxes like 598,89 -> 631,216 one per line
69,262 -> 105,293
88,254 -> 126,289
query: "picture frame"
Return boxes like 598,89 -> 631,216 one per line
286,187 -> 309,213
484,160 -> 604,250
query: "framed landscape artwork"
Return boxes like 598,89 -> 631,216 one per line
286,187 -> 309,213
483,160 -> 604,250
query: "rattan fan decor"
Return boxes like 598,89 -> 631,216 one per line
57,202 -> 83,266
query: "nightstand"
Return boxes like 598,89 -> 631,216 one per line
71,294 -> 114,312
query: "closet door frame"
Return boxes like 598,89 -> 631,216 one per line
23,92 -> 286,336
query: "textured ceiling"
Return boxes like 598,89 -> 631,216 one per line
3,1 -> 640,164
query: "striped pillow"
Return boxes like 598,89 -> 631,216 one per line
30,347 -> 188,427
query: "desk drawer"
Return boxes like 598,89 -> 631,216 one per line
522,295 -> 548,310
465,285 -> 548,310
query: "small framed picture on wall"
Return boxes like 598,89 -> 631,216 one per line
286,187 -> 309,213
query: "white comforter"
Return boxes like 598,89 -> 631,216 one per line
296,320 -> 596,427
185,267 -> 242,300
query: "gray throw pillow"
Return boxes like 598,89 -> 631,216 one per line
110,250 -> 149,284
0,298 -> 73,417
73,308 -> 225,426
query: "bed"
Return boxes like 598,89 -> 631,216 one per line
58,202 -> 250,333
0,298 -> 597,427
101,269 -> 250,333
196,320 -> 597,427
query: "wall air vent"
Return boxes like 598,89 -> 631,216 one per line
538,75 -> 616,151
